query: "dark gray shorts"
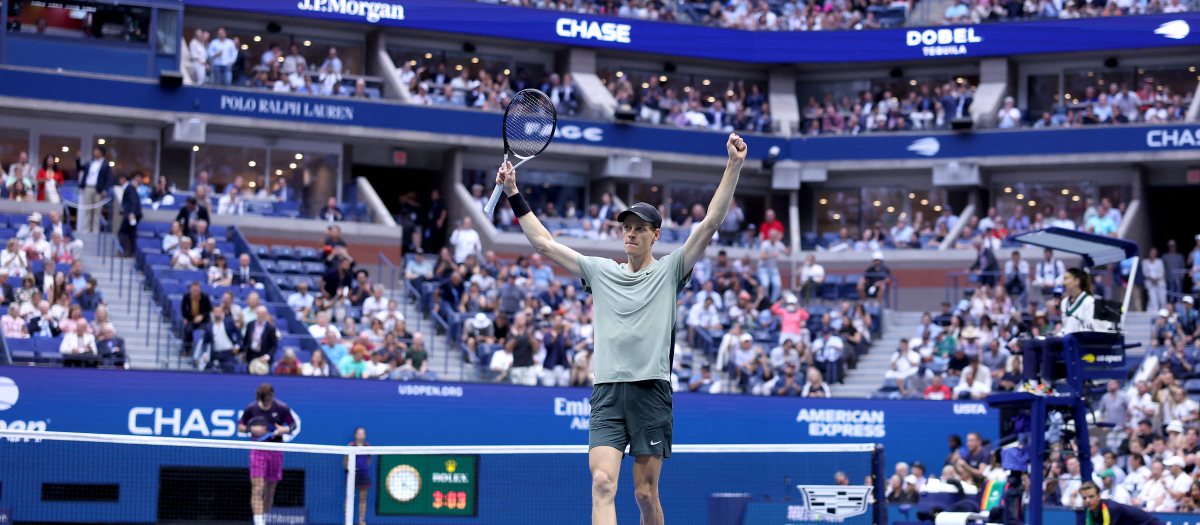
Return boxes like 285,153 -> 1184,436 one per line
589,380 -> 673,458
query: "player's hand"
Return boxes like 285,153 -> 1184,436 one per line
727,133 -> 747,162
496,161 -> 518,197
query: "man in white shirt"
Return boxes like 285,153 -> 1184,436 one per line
693,280 -> 724,311
1133,459 -> 1171,511
375,300 -> 405,333
206,28 -> 237,85
288,62 -> 309,91
1062,456 -> 1086,507
914,312 -> 943,340
319,47 -> 343,76
885,338 -> 922,394
798,254 -> 825,304
687,297 -> 722,346
812,329 -> 844,382
6,151 -> 34,189
1049,208 -> 1077,230
308,312 -> 341,340
60,320 -> 96,356
188,29 -> 208,85
1098,469 -> 1132,505
287,282 -> 315,316
361,285 -> 388,318
889,218 -> 914,247
1164,455 -> 1191,510
489,344 -> 514,381
1144,247 -> 1167,312
1093,94 -> 1114,122
449,217 -> 482,264
1033,248 -> 1065,299
281,44 -> 307,75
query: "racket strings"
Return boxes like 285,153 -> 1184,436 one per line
504,91 -> 556,159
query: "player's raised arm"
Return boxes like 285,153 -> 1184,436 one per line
682,133 -> 746,269
496,162 -> 584,277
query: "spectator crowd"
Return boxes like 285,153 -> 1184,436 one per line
944,0 -> 1194,25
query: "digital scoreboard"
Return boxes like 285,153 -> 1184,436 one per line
376,455 -> 478,517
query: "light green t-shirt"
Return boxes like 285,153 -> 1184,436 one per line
578,248 -> 691,384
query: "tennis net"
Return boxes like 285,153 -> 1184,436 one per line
0,429 -> 884,525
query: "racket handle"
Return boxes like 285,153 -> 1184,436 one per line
484,185 -> 504,215
484,157 -> 530,215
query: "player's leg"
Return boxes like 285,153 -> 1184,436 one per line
263,480 -> 278,513
589,382 -> 627,525
263,451 -> 283,514
250,477 -> 266,517
357,488 -> 368,525
589,446 -> 623,525
632,455 -> 664,525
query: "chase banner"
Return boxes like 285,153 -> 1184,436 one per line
178,0 -> 1200,64
0,367 -> 995,469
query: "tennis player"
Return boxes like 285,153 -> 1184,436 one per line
495,133 -> 747,525
238,383 -> 296,525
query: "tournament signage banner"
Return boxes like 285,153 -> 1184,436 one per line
1,68 -> 1198,164
179,0 -> 1200,64
0,367 -> 996,470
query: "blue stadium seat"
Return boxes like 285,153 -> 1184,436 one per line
136,238 -> 162,253
6,277 -> 21,289
277,261 -> 303,274
275,201 -> 301,217
144,254 -> 172,269
840,275 -> 862,301
302,262 -> 325,275
0,228 -> 14,240
209,225 -> 228,239
248,201 -> 275,214
0,213 -> 8,227
294,246 -> 319,262
801,232 -> 819,251
155,222 -> 174,236
137,222 -> 158,238
260,260 -> 279,273
7,338 -> 36,363
288,276 -> 313,290
34,336 -> 64,364
55,263 -> 72,275
274,276 -> 295,291
8,214 -> 29,227
820,274 -> 842,301
820,232 -> 841,249
215,242 -> 236,256
30,260 -> 43,276
250,244 -> 270,259
271,245 -> 295,260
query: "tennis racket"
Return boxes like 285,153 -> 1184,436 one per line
483,89 -> 558,215
246,416 -> 274,442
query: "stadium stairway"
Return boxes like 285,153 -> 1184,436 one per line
81,250 -> 182,370
1122,310 -> 1154,360
831,310 -> 917,398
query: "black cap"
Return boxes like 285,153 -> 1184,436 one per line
616,202 -> 662,229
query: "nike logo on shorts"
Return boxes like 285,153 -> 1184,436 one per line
650,441 -> 661,445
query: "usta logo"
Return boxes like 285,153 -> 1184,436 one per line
128,407 -> 302,442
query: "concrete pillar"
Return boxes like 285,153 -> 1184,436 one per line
561,48 -> 615,118
767,67 -> 800,136
971,57 -> 1016,128
788,190 -> 800,251
441,148 -> 467,231
365,29 -> 409,103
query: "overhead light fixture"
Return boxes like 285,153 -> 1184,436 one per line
295,153 -> 304,159
248,161 -> 256,167
193,146 -> 199,152
253,36 -> 261,42
97,139 -> 105,145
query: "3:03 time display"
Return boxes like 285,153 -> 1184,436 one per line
431,491 -> 468,510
